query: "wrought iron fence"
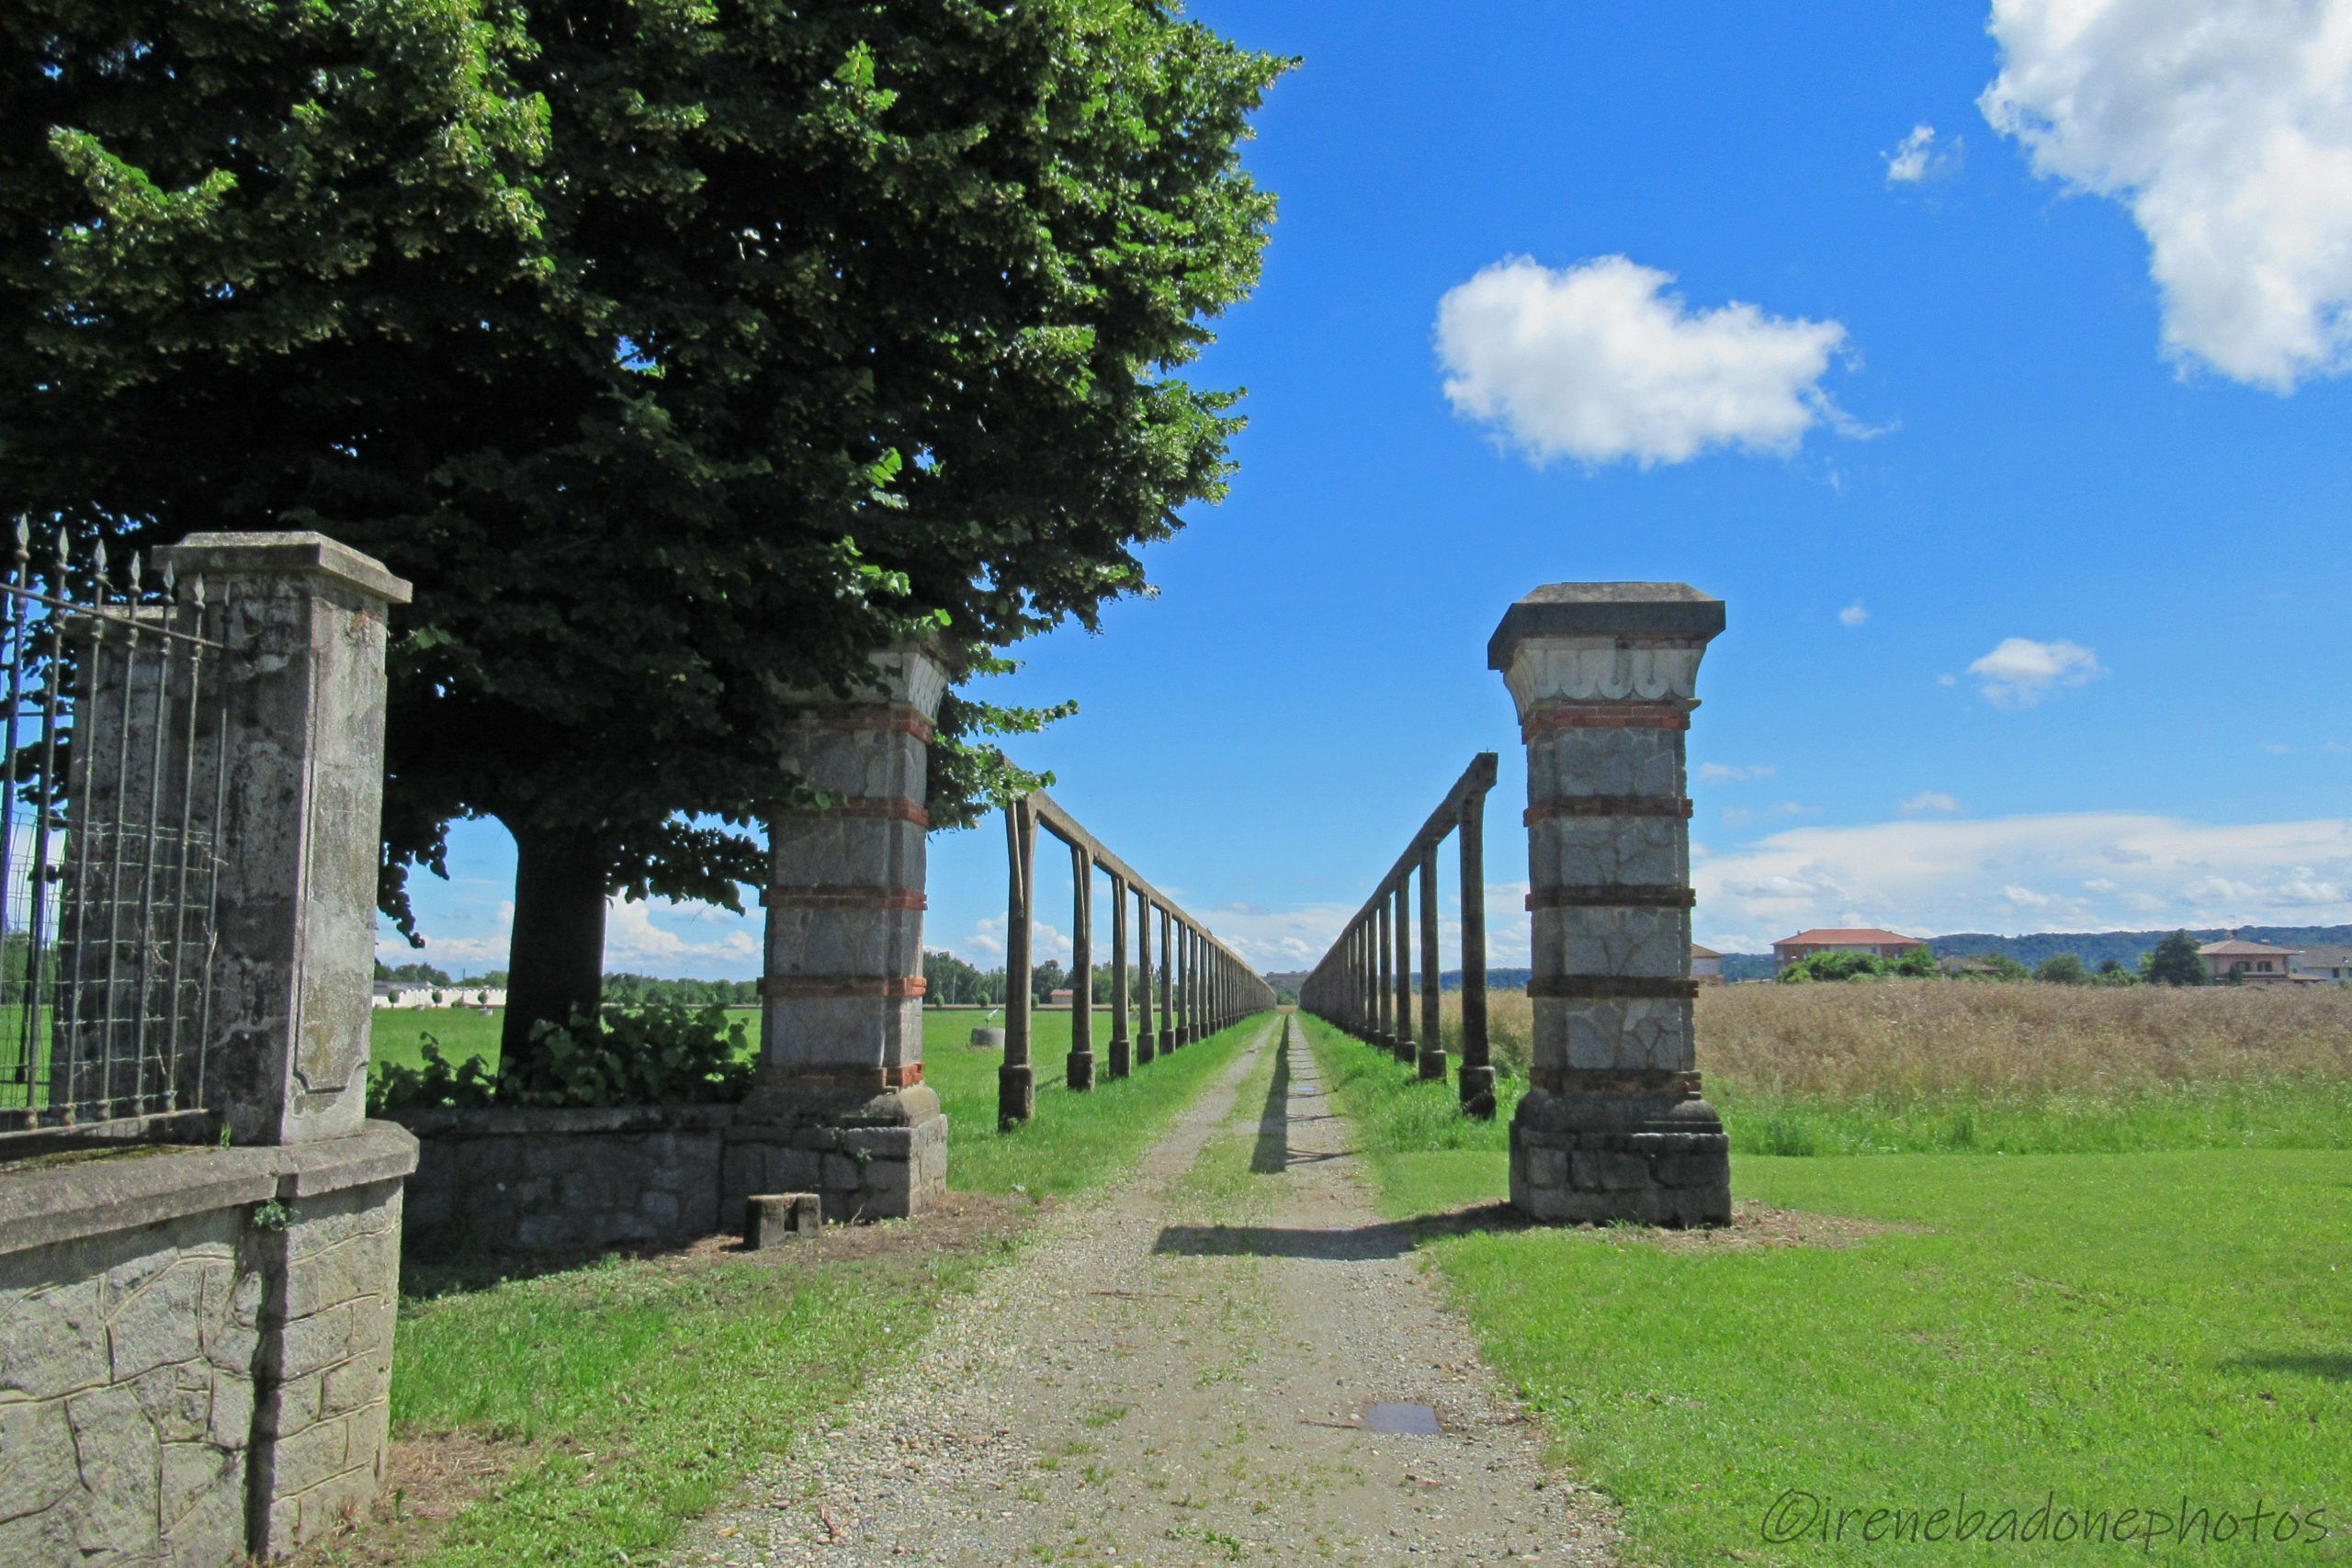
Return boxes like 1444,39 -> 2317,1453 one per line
1,523 -> 232,1131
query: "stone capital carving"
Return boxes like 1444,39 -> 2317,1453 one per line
1501,639 -> 1708,717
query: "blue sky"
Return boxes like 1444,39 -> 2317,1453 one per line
384,0 -> 2352,980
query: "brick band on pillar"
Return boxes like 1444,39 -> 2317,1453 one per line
1490,584 -> 1730,1227
735,643 -> 950,1223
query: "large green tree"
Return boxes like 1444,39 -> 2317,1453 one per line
5,0 -> 1284,1070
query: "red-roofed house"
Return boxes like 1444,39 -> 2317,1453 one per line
1772,928 -> 1928,968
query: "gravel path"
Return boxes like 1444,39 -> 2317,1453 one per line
675,1014 -> 1616,1565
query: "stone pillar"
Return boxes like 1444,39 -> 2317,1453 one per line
1374,897 -> 1394,1051
146,536 -> 410,1145
740,643 -> 951,1220
1157,907 -> 1175,1057
1067,841 -> 1094,1090
998,799 -> 1037,1127
1383,888 -> 1401,1062
1456,789 -> 1496,1117
1107,872 -> 1132,1078
1417,842 -> 1442,1077
1490,583 -> 1728,1226
1135,889 -> 1156,1066
152,536 -> 420,1558
1175,923 -> 1193,1046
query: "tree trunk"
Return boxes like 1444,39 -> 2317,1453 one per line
499,822 -> 611,1081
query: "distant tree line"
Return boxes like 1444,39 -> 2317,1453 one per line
1777,931 -> 2215,987
922,951 -> 1132,1008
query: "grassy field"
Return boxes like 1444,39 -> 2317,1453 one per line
351,1008 -> 1271,1568
1302,1011 -> 2352,1566
1430,981 -> 2352,1155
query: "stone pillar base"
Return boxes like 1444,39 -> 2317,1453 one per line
1159,1027 -> 1176,1056
1391,1037 -> 1414,1066
1417,1047 -> 1447,1082
1507,1089 -> 1729,1227
1108,1035 -> 1132,1079
1457,1064 -> 1498,1120
728,1085 -> 946,1224
1067,1049 -> 1095,1091
998,1065 -> 1035,1128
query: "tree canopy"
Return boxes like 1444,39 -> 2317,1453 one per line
2143,931 -> 2208,987
5,0 -> 1286,1060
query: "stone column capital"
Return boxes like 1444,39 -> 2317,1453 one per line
155,531 -> 413,607
1487,583 -> 1724,722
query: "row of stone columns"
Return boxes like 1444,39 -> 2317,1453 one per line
1299,753 -> 1499,1117
1001,791 -> 1275,1130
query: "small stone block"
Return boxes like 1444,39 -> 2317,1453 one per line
744,1192 -> 821,1247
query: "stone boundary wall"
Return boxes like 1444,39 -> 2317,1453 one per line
0,1122 -> 418,1562
390,1100 -> 962,1256
391,1104 -> 735,1255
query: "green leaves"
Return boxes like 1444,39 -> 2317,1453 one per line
6,0 -> 1285,959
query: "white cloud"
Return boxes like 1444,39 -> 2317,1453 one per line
1902,791 -> 1963,815
1696,811 -> 2352,942
603,898 -> 758,968
1435,255 -> 1855,468
1723,802 -> 1818,829
962,916 -> 1073,965
1982,0 -> 2352,390
1838,600 -> 1871,627
379,893 -> 760,978
1966,636 -> 2107,705
1884,123 -> 1962,185
1697,761 -> 1777,784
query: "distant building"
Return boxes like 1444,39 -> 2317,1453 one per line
1690,944 -> 1724,985
370,982 -> 507,1010
2290,944 -> 2352,984
1047,987 -> 1075,1007
1771,928 -> 1928,968
2197,939 -> 2297,983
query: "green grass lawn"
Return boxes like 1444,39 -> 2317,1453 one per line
364,1008 -> 1271,1568
1301,1014 -> 2352,1566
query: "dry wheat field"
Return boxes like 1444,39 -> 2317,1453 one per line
1428,981 -> 2352,1154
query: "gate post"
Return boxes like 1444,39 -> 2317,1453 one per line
153,532 -> 420,1557
1490,583 -> 1729,1226
741,643 -> 951,1218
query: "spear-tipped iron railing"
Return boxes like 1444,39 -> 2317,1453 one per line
2,520 -> 236,1134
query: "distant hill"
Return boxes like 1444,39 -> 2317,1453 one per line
1724,924 -> 2352,980
1272,925 -> 2352,993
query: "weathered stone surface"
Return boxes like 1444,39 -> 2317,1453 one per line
155,533 -> 413,1147
745,1192 -> 822,1247
0,1128 -> 411,1563
1496,582 -> 1731,1227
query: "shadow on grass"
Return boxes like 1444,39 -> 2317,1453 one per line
2223,1352 -> 2352,1382
1152,1202 -> 1527,1261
